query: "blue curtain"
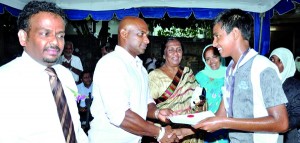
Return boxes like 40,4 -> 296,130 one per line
1,0 -> 297,54
253,12 -> 270,55
193,8 -> 223,20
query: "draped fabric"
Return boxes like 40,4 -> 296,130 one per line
1,0 -> 297,55
149,66 -> 202,114
154,66 -> 183,104
269,47 -> 296,83
198,44 -> 226,79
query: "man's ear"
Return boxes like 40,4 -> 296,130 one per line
120,29 -> 128,39
18,30 -> 27,46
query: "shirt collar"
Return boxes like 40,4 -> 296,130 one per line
21,51 -> 61,73
115,45 -> 143,67
22,51 -> 47,72
62,55 -> 72,62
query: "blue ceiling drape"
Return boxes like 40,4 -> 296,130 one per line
64,8 -> 224,21
0,0 -> 298,55
0,4 -> 4,14
258,0 -> 299,55
0,4 -> 225,21
273,0 -> 299,15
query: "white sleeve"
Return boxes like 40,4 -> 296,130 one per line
93,57 -> 129,126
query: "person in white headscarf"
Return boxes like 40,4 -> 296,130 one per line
269,47 -> 296,83
295,56 -> 300,72
270,47 -> 300,143
195,44 -> 228,143
295,56 -> 300,80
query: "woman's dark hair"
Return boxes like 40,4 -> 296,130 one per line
204,46 -> 221,58
160,37 -> 184,56
80,70 -> 93,80
17,1 -> 67,32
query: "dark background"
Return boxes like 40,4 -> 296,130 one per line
1,6 -> 300,73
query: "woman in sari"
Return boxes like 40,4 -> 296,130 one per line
148,37 -> 205,143
195,44 -> 228,143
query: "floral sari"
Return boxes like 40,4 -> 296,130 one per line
148,66 -> 204,143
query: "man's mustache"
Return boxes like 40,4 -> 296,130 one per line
44,46 -> 61,52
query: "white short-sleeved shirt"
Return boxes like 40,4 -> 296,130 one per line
57,54 -> 83,82
89,45 -> 154,143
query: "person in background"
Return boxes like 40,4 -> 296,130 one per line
148,37 -> 206,143
295,56 -> 300,80
144,53 -> 157,73
101,44 -> 114,57
88,16 -> 178,143
57,41 -> 83,83
296,56 -> 300,72
172,9 -> 288,143
0,1 -> 88,142
269,47 -> 300,143
77,70 -> 94,132
195,44 -> 228,143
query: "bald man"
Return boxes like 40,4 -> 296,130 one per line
89,17 -> 178,143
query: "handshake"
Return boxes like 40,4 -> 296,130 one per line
153,109 -> 202,143
153,103 -> 215,143
155,125 -> 195,143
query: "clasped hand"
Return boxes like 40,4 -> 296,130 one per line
156,109 -> 223,142
158,126 -> 179,143
155,109 -> 180,143
168,116 -> 226,141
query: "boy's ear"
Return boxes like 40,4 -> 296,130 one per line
232,27 -> 241,40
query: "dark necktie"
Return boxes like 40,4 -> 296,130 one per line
46,67 -> 77,143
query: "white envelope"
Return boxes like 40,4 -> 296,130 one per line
169,111 -> 215,125
191,86 -> 203,108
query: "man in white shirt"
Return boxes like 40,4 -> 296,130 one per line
0,1 -> 88,142
57,41 -> 83,83
89,16 -> 179,143
77,71 -> 93,108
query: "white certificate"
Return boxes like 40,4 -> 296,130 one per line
169,111 -> 215,125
